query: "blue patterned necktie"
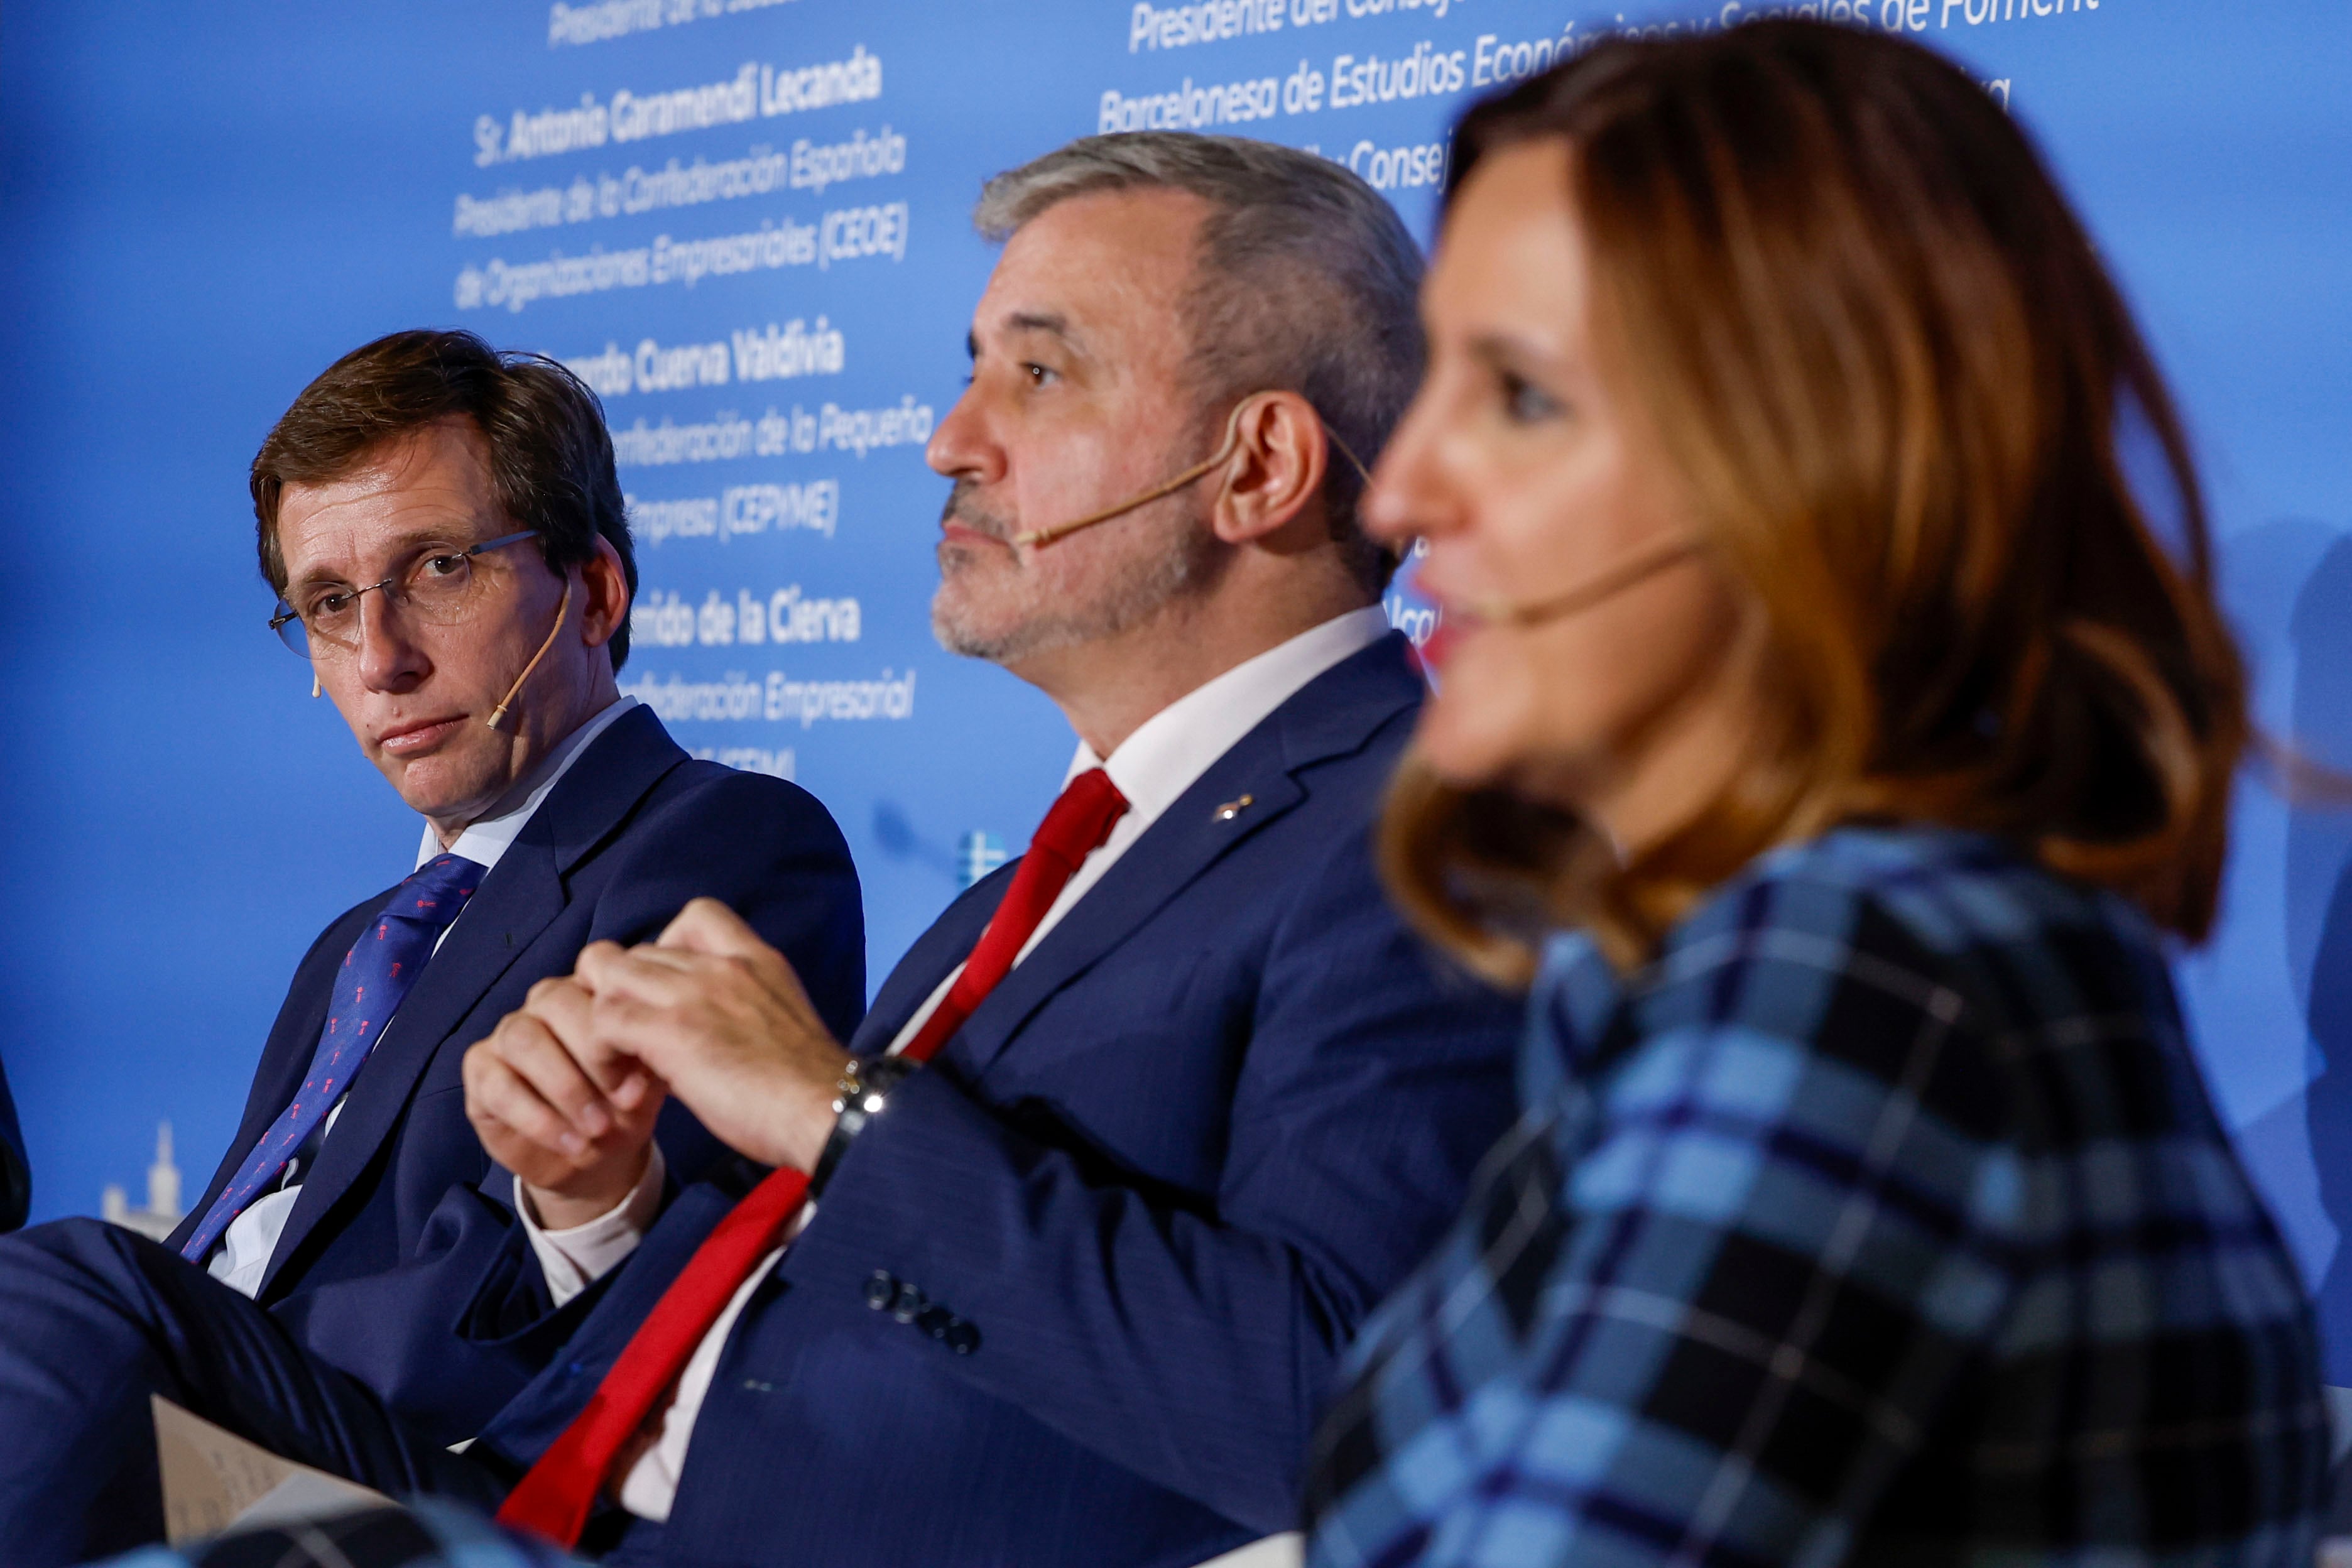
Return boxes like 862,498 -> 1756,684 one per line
180,852 -> 487,1262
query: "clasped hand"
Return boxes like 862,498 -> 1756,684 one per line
463,899 -> 849,1229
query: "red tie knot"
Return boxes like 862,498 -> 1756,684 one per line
1033,767 -> 1129,866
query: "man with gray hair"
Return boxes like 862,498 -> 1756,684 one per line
0,134 -> 1519,1568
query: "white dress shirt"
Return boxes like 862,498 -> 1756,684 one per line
521,606 -> 1392,1522
202,697 -> 638,1296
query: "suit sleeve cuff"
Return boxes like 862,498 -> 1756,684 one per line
514,1143 -> 666,1307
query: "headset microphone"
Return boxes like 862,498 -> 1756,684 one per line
485,579 -> 574,731
1460,536 -> 1702,628
1011,395 -> 1378,550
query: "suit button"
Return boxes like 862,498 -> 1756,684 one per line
891,1283 -> 928,1323
945,1320 -> 981,1356
863,1271 -> 896,1310
914,1305 -> 954,1339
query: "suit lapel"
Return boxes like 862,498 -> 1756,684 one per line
260,706 -> 690,1295
942,633 -> 1422,1081
846,873 -> 1010,1056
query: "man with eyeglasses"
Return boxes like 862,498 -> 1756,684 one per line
0,330 -> 864,1504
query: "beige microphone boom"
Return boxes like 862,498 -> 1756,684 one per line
1011,398 -> 1378,550
1467,536 -> 1702,628
486,579 -> 574,730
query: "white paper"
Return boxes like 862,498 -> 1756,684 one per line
152,1395 -> 391,1545
1190,1532 -> 1304,1568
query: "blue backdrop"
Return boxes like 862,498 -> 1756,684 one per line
1,0 -> 2348,1369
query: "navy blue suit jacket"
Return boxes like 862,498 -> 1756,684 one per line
167,705 -> 864,1444
0,1052 -> 25,1232
471,634 -> 1522,1567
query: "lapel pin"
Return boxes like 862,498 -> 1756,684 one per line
1213,794 -> 1254,822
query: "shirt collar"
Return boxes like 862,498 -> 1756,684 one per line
415,696 -> 638,875
1064,606 -> 1391,833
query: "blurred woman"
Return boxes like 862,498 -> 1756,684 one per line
1306,21 -> 2327,1567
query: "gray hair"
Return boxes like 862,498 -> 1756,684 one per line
975,133 -> 1425,591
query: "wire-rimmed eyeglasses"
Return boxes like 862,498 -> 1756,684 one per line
268,529 -> 541,658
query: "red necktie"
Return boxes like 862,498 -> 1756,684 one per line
497,768 -> 1130,1545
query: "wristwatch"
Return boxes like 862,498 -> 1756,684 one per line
810,1054 -> 920,1195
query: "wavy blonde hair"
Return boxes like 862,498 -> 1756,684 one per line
1384,21 -> 2246,984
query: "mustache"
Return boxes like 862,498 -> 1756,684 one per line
939,479 -> 1015,542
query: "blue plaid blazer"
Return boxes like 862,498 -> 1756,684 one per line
1305,825 -> 2329,1567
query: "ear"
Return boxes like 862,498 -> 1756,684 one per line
1207,391 -> 1328,548
577,534 -> 631,651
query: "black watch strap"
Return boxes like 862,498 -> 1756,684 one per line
810,1054 -> 920,1195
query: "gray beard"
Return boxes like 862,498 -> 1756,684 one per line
929,479 -> 1224,666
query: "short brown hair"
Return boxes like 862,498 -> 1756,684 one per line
251,329 -> 638,668
1385,22 -> 2246,982
975,133 -> 1425,592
